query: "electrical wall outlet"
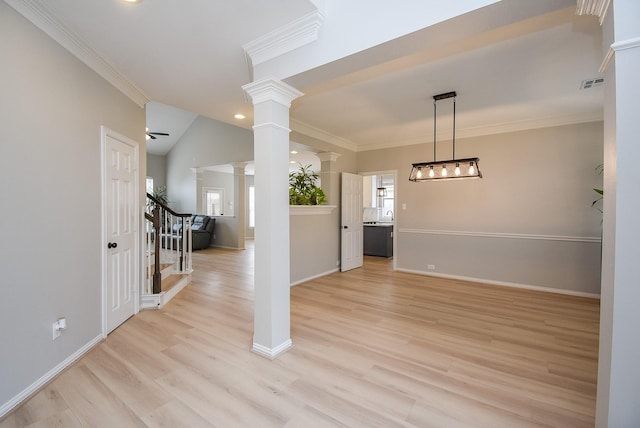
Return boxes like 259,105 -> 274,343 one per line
427,264 -> 436,270
52,317 -> 66,340
52,322 -> 62,340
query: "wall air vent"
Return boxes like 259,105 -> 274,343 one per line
580,77 -> 604,90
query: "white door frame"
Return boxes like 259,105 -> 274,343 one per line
360,170 -> 398,270
101,126 -> 140,337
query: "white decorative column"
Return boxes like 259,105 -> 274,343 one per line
242,78 -> 303,359
595,1 -> 640,427
232,162 -> 247,249
316,152 -> 341,205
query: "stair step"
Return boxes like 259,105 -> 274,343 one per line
162,273 -> 189,293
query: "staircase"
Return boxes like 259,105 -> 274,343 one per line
142,193 -> 193,309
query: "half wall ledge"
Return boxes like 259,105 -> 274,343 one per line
289,205 -> 336,215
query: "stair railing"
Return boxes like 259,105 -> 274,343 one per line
145,193 -> 192,295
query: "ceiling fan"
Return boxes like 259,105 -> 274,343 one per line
145,127 -> 169,140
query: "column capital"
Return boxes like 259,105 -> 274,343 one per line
316,151 -> 342,163
231,162 -> 249,171
242,78 -> 303,107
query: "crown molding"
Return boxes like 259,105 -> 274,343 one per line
5,0 -> 149,107
575,0 -> 611,24
243,9 -> 324,71
290,118 -> 358,152
356,111 -> 604,152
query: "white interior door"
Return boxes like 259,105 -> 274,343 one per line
341,172 -> 363,272
104,131 -> 138,334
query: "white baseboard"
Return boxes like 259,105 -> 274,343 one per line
140,292 -> 164,310
209,244 -> 244,250
0,334 -> 103,419
252,339 -> 293,360
291,268 -> 339,287
395,268 -> 601,299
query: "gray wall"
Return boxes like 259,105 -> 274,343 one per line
166,115 -> 253,214
0,3 -> 145,412
358,122 -> 603,294
146,153 -> 167,190
289,146 -> 357,285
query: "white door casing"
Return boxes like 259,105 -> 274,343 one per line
103,128 -> 139,334
341,172 -> 363,272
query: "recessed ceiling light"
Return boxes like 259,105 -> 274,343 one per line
122,0 -> 142,4
234,113 -> 245,119
290,160 -> 296,164
290,150 -> 298,154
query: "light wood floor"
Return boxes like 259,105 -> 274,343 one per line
1,243 -> 600,427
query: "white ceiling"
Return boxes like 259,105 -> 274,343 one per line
7,0 -> 604,159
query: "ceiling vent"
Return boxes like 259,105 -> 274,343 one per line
580,77 -> 604,90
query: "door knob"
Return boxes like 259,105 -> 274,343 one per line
343,225 -> 348,229
108,242 -> 118,249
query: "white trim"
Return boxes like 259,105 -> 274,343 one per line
0,334 -> 103,419
600,37 -> 640,73
4,0 -> 149,107
252,339 -> 293,360
242,10 -> 324,69
600,47 -> 615,73
290,205 -> 336,215
291,268 -> 339,286
576,0 -> 611,24
398,228 -> 601,243
395,268 -> 601,299
141,292 -> 164,310
611,37 -> 640,52
291,119 -> 358,152
252,122 -> 291,133
315,152 -> 342,163
242,78 -> 303,107
356,112 -> 604,152
210,244 -> 246,250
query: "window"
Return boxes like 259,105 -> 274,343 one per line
203,188 -> 224,216
248,185 -> 255,228
146,177 -> 154,194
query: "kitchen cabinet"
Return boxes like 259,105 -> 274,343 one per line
363,224 -> 393,257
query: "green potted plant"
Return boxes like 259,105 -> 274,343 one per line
147,186 -> 168,209
592,164 -> 603,213
289,164 -> 326,205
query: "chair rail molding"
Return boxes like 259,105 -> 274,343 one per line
398,228 -> 601,243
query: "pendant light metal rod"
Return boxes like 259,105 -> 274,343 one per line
452,95 -> 456,160
433,98 -> 437,162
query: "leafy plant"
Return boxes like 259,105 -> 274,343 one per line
592,164 -> 603,213
147,186 -> 168,209
289,164 -> 326,205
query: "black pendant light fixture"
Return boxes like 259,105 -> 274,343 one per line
409,91 -> 481,182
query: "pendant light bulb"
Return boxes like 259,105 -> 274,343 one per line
455,163 -> 461,176
469,162 -> 475,175
416,167 -> 423,179
441,165 -> 447,177
429,167 -> 435,178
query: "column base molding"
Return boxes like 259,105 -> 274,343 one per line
252,339 -> 293,360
